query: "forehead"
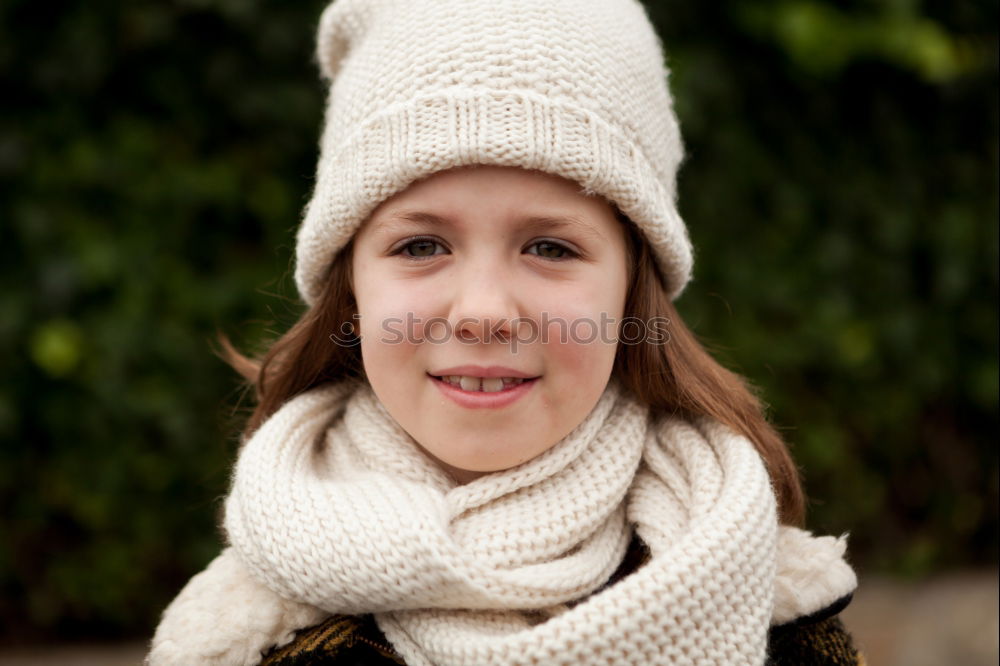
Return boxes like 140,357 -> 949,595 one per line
373,209 -> 605,237
364,166 -> 617,237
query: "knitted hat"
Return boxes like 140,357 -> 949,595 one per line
294,0 -> 693,306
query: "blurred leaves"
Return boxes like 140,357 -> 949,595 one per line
29,320 -> 85,378
649,0 -> 998,580
0,0 -> 996,644
1,0 -> 326,643
738,1 -> 984,81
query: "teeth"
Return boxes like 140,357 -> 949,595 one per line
440,375 -> 528,392
481,378 -> 504,393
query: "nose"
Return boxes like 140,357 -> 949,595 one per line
447,266 -> 520,344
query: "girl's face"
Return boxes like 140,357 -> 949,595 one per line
350,165 -> 629,483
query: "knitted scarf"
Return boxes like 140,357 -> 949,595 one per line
149,379 -> 857,666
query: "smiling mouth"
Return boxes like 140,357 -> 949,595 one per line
429,374 -> 539,393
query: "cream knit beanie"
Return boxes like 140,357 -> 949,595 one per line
294,0 -> 693,306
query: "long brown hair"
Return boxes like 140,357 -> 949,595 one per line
215,211 -> 805,525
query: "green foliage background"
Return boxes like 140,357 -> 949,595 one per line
1,0 -> 996,644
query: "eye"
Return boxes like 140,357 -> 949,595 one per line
392,237 -> 447,259
526,240 -> 578,260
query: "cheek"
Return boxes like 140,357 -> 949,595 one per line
356,279 -> 445,344
536,301 -> 621,378
543,324 -> 618,381
532,275 -> 626,342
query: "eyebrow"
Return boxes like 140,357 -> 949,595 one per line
375,210 -> 606,239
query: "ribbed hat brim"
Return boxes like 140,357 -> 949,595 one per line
295,87 -> 693,306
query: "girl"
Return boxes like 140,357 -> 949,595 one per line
148,0 -> 862,664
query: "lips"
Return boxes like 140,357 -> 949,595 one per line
430,364 -> 538,379
428,373 -> 537,408
435,375 -> 527,392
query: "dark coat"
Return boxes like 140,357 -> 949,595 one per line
260,536 -> 863,666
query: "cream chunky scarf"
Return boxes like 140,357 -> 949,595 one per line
148,379 -> 857,666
